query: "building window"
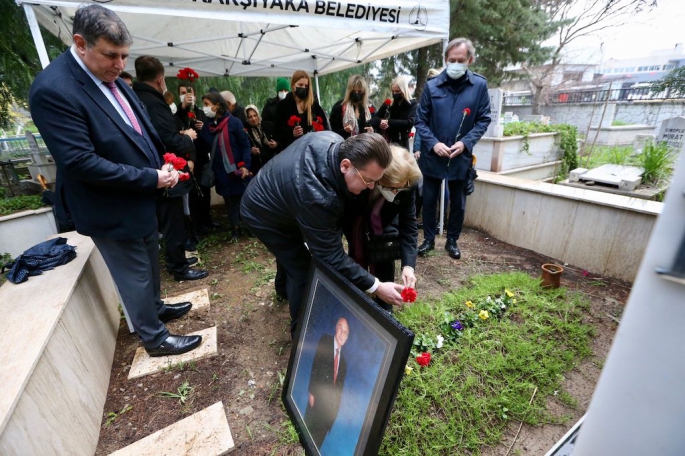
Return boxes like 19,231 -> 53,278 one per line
663,64 -> 675,71
638,66 -> 648,72
649,65 -> 660,71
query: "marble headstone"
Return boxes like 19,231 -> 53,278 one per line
657,116 -> 685,150
486,88 -> 504,137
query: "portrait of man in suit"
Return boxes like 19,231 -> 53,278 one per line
304,317 -> 350,448
28,4 -> 202,357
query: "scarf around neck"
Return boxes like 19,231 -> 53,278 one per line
208,114 -> 237,174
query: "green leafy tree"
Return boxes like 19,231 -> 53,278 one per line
651,66 -> 685,98
0,0 -> 66,128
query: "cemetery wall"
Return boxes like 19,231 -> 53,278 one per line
505,100 -> 685,137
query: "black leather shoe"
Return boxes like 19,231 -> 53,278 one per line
145,334 -> 202,357
185,240 -> 197,252
418,240 -> 435,256
159,302 -> 192,323
445,238 -> 461,259
275,291 -> 288,302
186,256 -> 198,266
173,268 -> 209,281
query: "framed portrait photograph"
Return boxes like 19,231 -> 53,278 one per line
282,258 -> 414,456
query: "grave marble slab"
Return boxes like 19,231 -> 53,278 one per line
165,288 -> 210,311
128,327 -> 218,380
579,164 -> 643,186
657,116 -> 685,150
108,401 -> 234,456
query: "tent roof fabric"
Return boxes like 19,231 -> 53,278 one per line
19,0 -> 449,77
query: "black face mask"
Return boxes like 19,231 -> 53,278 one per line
350,92 -> 363,103
392,93 -> 403,103
295,87 -> 309,99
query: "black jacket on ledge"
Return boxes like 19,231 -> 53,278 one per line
369,98 -> 418,150
241,131 -> 375,291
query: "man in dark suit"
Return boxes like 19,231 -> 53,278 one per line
29,4 -> 202,357
133,55 -> 208,282
304,317 -> 350,448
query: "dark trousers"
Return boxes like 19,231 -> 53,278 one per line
92,230 -> 169,349
157,196 -> 190,274
223,195 -> 242,230
189,181 -> 212,232
243,219 -> 311,335
422,176 -> 467,242
275,260 -> 287,297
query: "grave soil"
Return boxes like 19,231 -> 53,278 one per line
95,220 -> 630,456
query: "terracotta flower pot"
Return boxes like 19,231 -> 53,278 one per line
541,263 -> 564,289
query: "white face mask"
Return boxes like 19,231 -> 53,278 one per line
378,185 -> 398,203
446,62 -> 468,80
169,102 -> 177,115
278,91 -> 288,100
203,105 -> 216,118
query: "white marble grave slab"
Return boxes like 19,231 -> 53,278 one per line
579,164 -> 643,186
165,288 -> 210,311
108,401 -> 234,456
128,327 -> 218,380
657,116 -> 685,150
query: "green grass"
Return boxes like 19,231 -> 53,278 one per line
0,194 -> 45,216
581,141 -> 675,187
611,120 -> 632,126
382,272 -> 594,455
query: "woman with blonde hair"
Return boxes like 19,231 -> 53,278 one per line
370,75 -> 418,150
274,69 -> 328,150
342,145 -> 421,311
330,74 -> 375,138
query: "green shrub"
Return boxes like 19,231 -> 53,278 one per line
640,140 -> 675,186
503,122 -> 578,174
0,194 -> 45,216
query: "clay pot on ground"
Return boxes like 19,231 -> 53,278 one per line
541,263 -> 564,288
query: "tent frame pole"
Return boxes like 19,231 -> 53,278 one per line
314,72 -> 321,104
23,4 -> 51,69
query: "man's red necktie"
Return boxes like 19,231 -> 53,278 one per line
105,81 -> 142,135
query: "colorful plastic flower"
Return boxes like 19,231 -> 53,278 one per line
465,300 -> 475,308
479,310 -> 489,320
405,365 -> 413,375
450,320 -> 464,331
505,289 -> 514,298
436,335 -> 444,349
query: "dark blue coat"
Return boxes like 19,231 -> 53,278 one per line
29,50 -> 163,240
197,113 -> 252,197
415,70 -> 491,181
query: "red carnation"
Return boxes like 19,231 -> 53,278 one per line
176,67 -> 199,84
178,172 -> 190,182
463,108 -> 471,116
163,152 -> 175,164
369,106 -> 376,114
312,116 -> 325,132
172,156 -> 187,170
188,112 -> 196,120
287,115 -> 301,127
401,287 -> 417,303
237,161 -> 246,168
408,132 -> 415,138
384,98 -> 392,106
416,352 -> 431,367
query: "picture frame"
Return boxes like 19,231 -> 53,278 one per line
282,258 -> 414,456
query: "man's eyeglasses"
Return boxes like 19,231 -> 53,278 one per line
354,167 -> 378,188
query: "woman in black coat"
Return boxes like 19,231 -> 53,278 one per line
244,104 -> 278,175
274,70 -> 328,151
342,145 -> 421,312
369,76 -> 418,150
329,74 -> 374,139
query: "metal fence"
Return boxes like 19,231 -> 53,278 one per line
504,87 -> 685,106
0,135 -> 48,160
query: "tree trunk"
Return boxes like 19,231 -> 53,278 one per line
414,46 -> 428,101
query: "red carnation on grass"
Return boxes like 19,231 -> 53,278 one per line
384,98 -> 392,106
401,287 -> 417,303
416,352 -> 431,367
176,67 -> 200,83
287,115 -> 302,127
463,107 -> 471,116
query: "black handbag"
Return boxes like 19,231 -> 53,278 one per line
364,231 -> 401,263
464,165 -> 478,195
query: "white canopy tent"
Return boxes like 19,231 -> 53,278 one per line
17,0 -> 449,79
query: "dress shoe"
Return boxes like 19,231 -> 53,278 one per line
159,302 -> 192,323
445,238 -> 461,259
275,291 -> 288,302
418,240 -> 435,256
173,268 -> 209,281
186,256 -> 198,266
145,334 -> 202,357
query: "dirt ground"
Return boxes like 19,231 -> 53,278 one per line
95,219 -> 630,456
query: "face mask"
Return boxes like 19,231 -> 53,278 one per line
203,106 -> 216,118
378,186 -> 397,203
278,91 -> 288,100
350,92 -> 363,103
169,102 -> 177,115
295,87 -> 309,99
446,62 -> 468,80
392,93 -> 403,103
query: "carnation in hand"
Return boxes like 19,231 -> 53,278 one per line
401,287 -> 417,303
